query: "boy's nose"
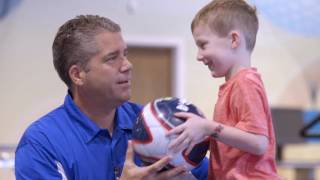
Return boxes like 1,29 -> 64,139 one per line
196,52 -> 204,62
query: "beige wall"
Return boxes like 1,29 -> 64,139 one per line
1,0 -> 320,145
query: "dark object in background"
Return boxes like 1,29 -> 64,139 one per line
271,108 -> 305,161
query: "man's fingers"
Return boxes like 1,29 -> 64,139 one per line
146,155 -> 171,173
156,166 -> 186,179
125,140 -> 135,164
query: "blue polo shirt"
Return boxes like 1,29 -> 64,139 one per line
15,93 -> 208,180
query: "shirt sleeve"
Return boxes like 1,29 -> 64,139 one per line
190,157 -> 209,180
232,75 -> 269,137
15,141 -> 65,180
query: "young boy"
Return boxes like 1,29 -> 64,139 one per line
168,0 -> 280,179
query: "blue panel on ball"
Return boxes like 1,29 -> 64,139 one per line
187,140 -> 210,165
156,97 -> 202,127
132,115 -> 152,142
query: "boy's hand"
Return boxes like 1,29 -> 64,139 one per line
166,112 -> 210,154
120,141 -> 186,180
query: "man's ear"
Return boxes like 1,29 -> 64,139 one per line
69,64 -> 85,86
229,31 -> 240,49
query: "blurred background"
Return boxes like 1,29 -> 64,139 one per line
1,0 -> 320,179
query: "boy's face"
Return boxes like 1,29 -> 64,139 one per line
192,23 -> 237,80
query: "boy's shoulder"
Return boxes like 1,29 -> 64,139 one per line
236,68 -> 262,84
230,68 -> 265,92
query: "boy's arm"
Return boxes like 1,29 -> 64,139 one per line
211,74 -> 270,155
168,76 -> 270,156
168,112 -> 268,156
206,121 -> 268,155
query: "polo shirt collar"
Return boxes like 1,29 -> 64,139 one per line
116,105 -> 134,131
64,91 -> 134,143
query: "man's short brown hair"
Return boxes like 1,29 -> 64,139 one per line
52,15 -> 121,88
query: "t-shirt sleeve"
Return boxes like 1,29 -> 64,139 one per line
231,75 -> 269,137
190,157 -> 209,180
15,139 -> 65,180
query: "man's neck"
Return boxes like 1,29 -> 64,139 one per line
72,92 -> 117,134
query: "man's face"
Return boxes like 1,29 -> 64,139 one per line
80,31 -> 132,106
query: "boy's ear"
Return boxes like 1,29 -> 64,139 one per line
230,31 -> 240,49
69,64 -> 86,86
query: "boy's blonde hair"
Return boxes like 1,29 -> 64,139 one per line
191,0 -> 258,52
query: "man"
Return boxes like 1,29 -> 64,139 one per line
15,15 -> 208,180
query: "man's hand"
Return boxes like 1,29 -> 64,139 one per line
120,141 -> 187,180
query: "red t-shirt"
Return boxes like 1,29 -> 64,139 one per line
209,68 -> 280,180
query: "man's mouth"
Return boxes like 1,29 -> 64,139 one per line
118,80 -> 128,83
117,79 -> 131,85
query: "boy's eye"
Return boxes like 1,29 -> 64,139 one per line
197,42 -> 206,49
201,43 -> 207,49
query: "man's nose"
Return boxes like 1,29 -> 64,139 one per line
120,57 -> 132,72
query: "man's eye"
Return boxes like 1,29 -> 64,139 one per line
105,56 -> 117,62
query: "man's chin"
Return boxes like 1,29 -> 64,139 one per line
121,93 -> 131,102
115,96 -> 131,107
125,95 -> 131,102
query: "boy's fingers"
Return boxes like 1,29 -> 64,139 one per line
173,137 -> 191,154
166,112 -> 196,137
176,112 -> 204,120
185,143 -> 195,155
166,125 -> 184,136
168,132 -> 189,152
174,112 -> 193,119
